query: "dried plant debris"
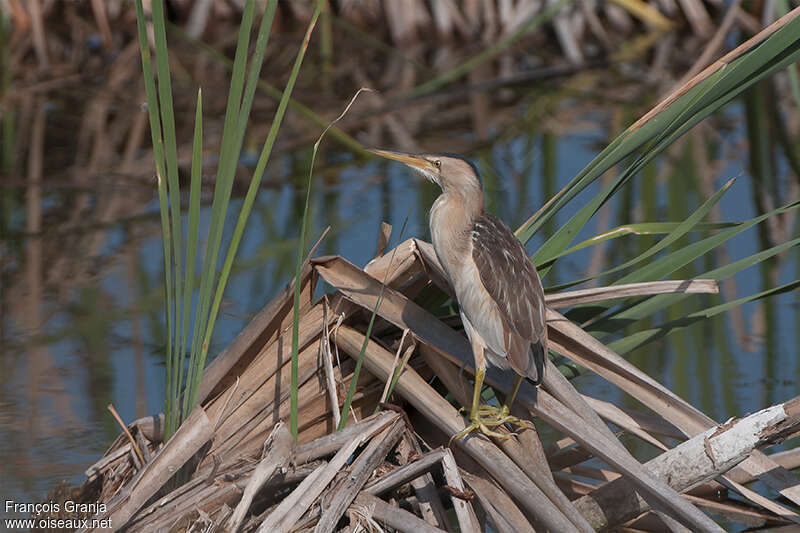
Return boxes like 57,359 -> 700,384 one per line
67,235 -> 800,532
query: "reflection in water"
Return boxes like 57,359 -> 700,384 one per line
1,15 -> 799,521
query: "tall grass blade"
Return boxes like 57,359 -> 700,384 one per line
609,280 -> 800,353
151,0 -> 183,421
542,221 -> 736,266
186,0 -> 256,410
776,0 -> 800,109
187,0 -> 285,418
517,10 -> 800,252
176,89 -> 203,432
134,0 -> 177,436
338,209 -> 411,431
541,178 -> 734,285
614,201 -> 798,286
592,234 -> 800,332
288,85 -> 371,437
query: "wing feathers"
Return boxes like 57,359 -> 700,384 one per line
472,214 -> 547,382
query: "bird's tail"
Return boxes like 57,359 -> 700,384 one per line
528,341 -> 546,386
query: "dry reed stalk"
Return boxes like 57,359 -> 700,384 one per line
461,470 -> 536,533
186,0 -> 213,38
417,343 -> 593,532
549,0 -> 584,63
106,404 -> 146,466
563,464 -> 622,482
727,447 -> 800,484
295,411 -> 399,463
581,396 -> 671,450
545,279 -> 718,308
440,447 -> 480,532
351,492 -> 448,533
582,395 -> 684,439
548,440 -> 593,471
364,448 -> 446,495
573,396 -> 800,530
90,0 -> 113,49
333,324 -> 579,532
543,358 -> 628,450
682,494 -> 790,529
27,0 -> 49,68
315,418 -> 406,532
676,0 -> 713,35
87,407 -> 214,532
226,422 -> 294,532
321,299 -> 342,428
562,463 -> 723,498
398,430 -> 452,530
255,463 -> 329,531
86,445 -> 131,481
378,329 -> 414,403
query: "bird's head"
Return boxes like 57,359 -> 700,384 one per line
368,149 -> 482,196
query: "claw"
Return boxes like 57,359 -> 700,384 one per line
450,404 -> 534,443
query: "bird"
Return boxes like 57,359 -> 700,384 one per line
368,149 -> 547,440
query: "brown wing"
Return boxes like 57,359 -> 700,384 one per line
471,214 -> 547,384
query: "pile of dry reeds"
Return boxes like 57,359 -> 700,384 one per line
63,230 -> 800,532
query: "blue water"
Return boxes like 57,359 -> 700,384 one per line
1,96 -> 798,530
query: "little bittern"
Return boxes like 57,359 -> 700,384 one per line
369,149 -> 547,440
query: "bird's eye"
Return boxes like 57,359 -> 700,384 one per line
434,160 -> 441,169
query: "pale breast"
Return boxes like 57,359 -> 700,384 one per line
429,196 -> 508,359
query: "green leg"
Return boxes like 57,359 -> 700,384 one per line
469,366 -> 485,418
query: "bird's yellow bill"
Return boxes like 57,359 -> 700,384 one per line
367,149 -> 437,174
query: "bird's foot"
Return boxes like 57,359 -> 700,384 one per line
450,405 -> 534,442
